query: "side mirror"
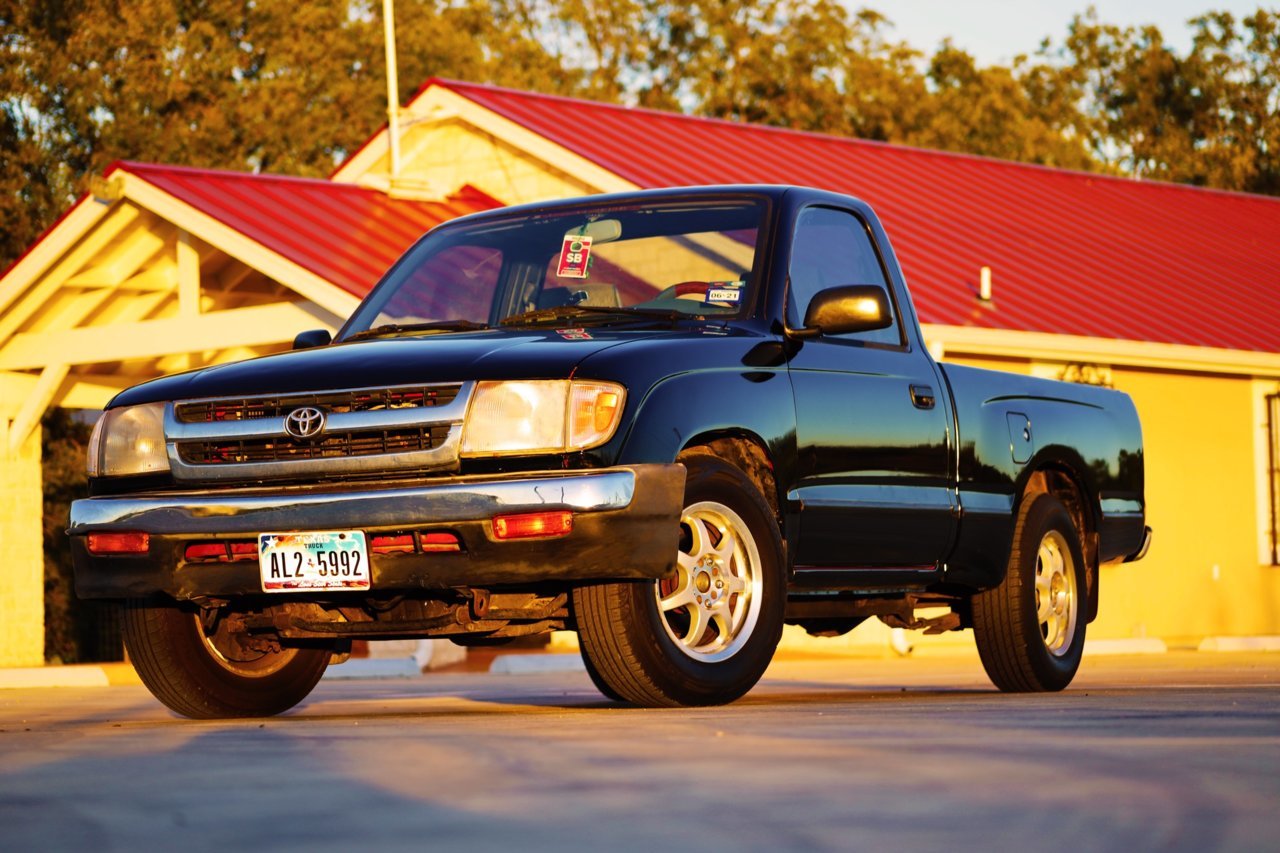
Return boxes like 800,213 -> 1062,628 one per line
292,329 -> 333,350
795,285 -> 892,338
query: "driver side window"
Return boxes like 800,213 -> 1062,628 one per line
788,207 -> 901,346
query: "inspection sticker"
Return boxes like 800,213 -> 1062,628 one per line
556,235 -> 593,279
705,281 -> 744,304
557,328 -> 593,340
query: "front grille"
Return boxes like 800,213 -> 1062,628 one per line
177,425 -> 453,465
175,385 -> 462,424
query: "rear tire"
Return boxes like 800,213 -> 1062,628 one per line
574,451 -> 785,706
123,600 -> 330,719
972,493 -> 1087,692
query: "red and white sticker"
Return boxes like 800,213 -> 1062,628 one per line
557,235 -> 593,279
557,328 -> 593,340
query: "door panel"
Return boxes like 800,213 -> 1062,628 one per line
784,206 -> 955,569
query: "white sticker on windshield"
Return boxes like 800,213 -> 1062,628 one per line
705,281 -> 744,304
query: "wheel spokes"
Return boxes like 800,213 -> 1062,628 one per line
1034,532 -> 1076,656
659,577 -> 698,613
656,501 -> 765,662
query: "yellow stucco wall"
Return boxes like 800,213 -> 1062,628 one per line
1101,367 -> 1280,643
0,422 -> 45,666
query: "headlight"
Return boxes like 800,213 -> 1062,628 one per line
461,380 -> 625,456
87,402 -> 170,477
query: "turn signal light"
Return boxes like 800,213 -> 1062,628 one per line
184,543 -> 226,561
184,541 -> 258,562
492,511 -> 573,540
370,534 -> 415,554
88,532 -> 150,555
420,532 -> 462,552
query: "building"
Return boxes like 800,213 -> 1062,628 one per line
2,79 -> 1278,666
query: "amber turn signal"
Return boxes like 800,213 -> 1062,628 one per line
492,511 -> 574,540
88,532 -> 150,555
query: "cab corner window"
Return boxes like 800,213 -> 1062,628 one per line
788,207 -> 900,346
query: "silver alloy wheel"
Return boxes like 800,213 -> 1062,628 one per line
655,500 -> 763,663
1036,529 -> 1078,656
196,614 -> 296,678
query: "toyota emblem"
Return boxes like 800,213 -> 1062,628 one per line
283,406 -> 327,440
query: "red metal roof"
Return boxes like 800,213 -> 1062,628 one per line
111,162 -> 499,299
431,79 -> 1280,353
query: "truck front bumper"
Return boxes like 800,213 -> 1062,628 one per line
69,465 -> 685,600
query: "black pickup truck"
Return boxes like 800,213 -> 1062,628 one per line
70,186 -> 1149,718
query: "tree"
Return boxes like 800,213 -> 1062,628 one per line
3,2 -> 1279,274
0,0 -> 565,270
1039,7 -> 1280,193
909,42 -> 1094,170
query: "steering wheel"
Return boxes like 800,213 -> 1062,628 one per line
653,281 -> 712,302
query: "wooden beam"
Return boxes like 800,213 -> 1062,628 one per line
76,227 -> 168,290
0,371 -> 38,411
116,263 -> 179,293
177,230 -> 200,318
0,301 -> 342,370
0,204 -> 144,344
0,196 -> 121,317
90,289 -> 172,328
177,230 -> 202,371
19,286 -> 117,336
119,173 -> 361,319
7,363 -> 69,452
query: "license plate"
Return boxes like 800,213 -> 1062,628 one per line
259,531 -> 370,593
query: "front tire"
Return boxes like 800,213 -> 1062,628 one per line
123,600 -> 330,719
972,493 -> 1087,692
574,451 -> 785,706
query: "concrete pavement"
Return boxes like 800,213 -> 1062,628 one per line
1,651 -> 1276,852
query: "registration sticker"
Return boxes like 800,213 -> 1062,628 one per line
705,281 -> 744,304
259,531 -> 370,593
556,235 -> 593,279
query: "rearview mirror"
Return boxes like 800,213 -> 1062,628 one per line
797,285 -> 892,337
567,218 -> 622,244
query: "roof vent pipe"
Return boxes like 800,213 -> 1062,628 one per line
979,265 -> 993,302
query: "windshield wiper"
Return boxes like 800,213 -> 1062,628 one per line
499,305 -> 697,328
344,319 -> 490,342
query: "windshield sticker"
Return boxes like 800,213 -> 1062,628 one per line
557,235 -> 593,279
557,328 -> 593,341
705,281 -> 744,304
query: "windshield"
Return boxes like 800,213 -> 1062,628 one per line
341,197 -> 767,338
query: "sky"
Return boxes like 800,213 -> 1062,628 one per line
866,1 -> 1272,65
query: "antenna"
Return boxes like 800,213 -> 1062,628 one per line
383,0 -> 401,182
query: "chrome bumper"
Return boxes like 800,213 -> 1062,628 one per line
70,465 -> 686,600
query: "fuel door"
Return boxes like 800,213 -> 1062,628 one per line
1007,412 -> 1034,464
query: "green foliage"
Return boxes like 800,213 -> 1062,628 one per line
1043,8 -> 1280,193
2,2 -> 1278,273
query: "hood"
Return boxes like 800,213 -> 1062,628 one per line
108,328 -> 650,407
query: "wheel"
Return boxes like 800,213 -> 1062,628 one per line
123,600 -> 330,719
573,450 -> 785,706
972,493 -> 1087,692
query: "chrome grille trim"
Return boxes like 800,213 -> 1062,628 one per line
174,385 -> 462,423
164,383 -> 473,483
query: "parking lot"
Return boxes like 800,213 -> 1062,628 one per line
2,650 -> 1277,852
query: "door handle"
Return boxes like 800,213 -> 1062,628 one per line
910,384 -> 936,409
